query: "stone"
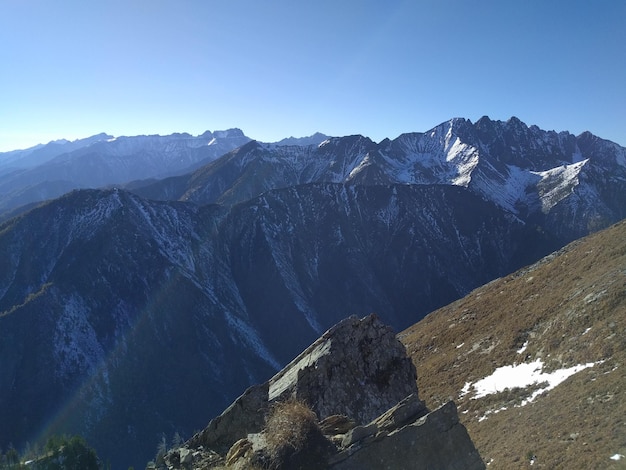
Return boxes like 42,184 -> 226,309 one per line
178,447 -> 192,465
319,415 -> 356,435
170,315 -> 485,469
225,438 -> 253,467
372,392 -> 427,432
330,402 -> 485,470
188,314 -> 418,454
341,423 -> 378,447
188,382 -> 269,455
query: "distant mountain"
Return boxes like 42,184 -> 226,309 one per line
270,131 -> 331,146
133,117 -> 626,244
401,219 -> 626,469
0,133 -> 113,172
0,129 -> 251,215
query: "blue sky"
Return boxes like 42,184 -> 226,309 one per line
1,0 -> 624,151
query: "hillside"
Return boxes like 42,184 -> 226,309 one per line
133,116 -> 626,245
0,116 -> 625,468
401,220 -> 626,469
0,184 -> 543,468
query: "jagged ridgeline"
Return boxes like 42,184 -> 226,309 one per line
0,117 -> 624,468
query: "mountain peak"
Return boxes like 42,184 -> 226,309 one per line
271,132 -> 331,147
506,115 -> 524,126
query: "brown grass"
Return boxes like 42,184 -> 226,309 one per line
262,399 -> 332,470
265,400 -> 319,457
400,220 -> 626,469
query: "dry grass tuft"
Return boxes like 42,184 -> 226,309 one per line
265,399 -> 319,456
263,399 -> 332,470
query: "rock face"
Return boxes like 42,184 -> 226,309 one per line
329,400 -> 484,470
166,315 -> 484,469
188,314 -> 419,455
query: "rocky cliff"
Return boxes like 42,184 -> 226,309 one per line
158,315 -> 484,469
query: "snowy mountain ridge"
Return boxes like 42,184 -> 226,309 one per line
138,116 -> 625,243
0,129 -> 252,215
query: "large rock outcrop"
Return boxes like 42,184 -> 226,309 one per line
156,314 -> 484,469
187,314 -> 418,454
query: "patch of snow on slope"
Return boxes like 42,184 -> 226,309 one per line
347,153 -> 373,180
380,134 -> 480,186
449,143 -> 480,187
54,294 -> 105,380
533,159 -> 588,212
616,147 -> 626,168
68,190 -> 122,240
468,359 -> 599,404
472,163 -> 539,213
260,212 -> 323,334
517,340 -> 529,354
128,196 -> 197,273
460,381 -> 472,398
224,312 -> 281,370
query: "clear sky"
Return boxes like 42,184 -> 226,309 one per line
1,0 -> 624,151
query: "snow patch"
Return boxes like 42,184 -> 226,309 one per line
54,294 -> 105,379
467,359 -> 599,404
460,381 -> 472,398
533,159 -> 588,212
224,312 -> 281,371
517,340 -> 529,354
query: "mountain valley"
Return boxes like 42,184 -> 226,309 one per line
0,116 -> 624,468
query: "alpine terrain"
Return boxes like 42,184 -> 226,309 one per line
0,129 -> 251,217
401,219 -> 626,469
0,116 -> 624,468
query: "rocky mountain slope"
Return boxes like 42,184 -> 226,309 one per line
400,219 -> 626,469
0,181 -> 547,468
0,129 -> 251,215
159,315 -> 484,469
0,116 -> 624,468
133,116 -> 626,244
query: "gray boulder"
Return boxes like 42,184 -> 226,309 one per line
188,314 -> 419,454
164,314 -> 484,469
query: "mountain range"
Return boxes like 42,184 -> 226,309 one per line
130,116 -> 625,244
0,116 -> 624,468
0,129 -> 252,217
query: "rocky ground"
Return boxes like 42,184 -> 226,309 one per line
154,315 -> 484,470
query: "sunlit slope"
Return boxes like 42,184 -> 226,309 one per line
401,220 -> 626,468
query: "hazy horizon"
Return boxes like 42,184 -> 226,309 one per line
2,0 -> 624,152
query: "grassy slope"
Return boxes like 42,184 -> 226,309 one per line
400,220 -> 626,469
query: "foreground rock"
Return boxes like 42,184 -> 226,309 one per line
156,314 -> 484,469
